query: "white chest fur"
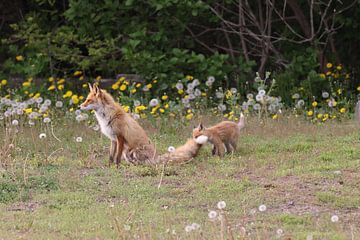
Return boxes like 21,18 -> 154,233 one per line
95,110 -> 117,141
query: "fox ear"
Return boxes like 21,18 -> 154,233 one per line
88,83 -> 93,91
93,83 -> 100,95
198,123 -> 204,130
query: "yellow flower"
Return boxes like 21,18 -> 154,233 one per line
307,110 -> 314,116
140,113 -> 147,119
336,65 -> 342,70
79,76 -> 84,81
224,114 -> 229,118
337,89 -> 342,95
74,71 -> 82,77
317,113 -> 323,119
71,95 -> 79,104
164,103 -> 169,109
146,83 -> 152,89
82,83 -> 88,88
123,80 -> 129,85
63,90 -> 73,98
79,96 -> 84,100
272,114 -> 278,120
185,75 -> 193,81
312,101 -> 318,107
357,86 -> 360,91
333,101 -> 337,107
326,63 -> 333,68
161,95 -> 168,100
24,91 -> 29,95
187,109 -> 192,113
22,81 -> 31,87
326,71 -> 332,76
153,79 -> 158,83
136,83 -> 141,88
58,84 -> 64,90
123,106 -> 130,112
16,55 -> 24,61
185,113 -> 193,120
69,108 -> 74,112
28,78 -> 33,82
319,73 -> 326,79
119,84 -> 127,91
178,89 -> 184,94
201,92 -> 207,97
48,85 -> 56,91
119,77 -> 125,82
24,108 -> 32,114
225,90 -> 232,99
131,89 -> 136,93
169,113 -> 176,117
29,93 -> 34,97
96,76 -> 102,81
159,108 -> 165,113
333,73 -> 339,79
112,83 -> 119,90
48,77 -> 55,82
340,108 -> 346,113
58,79 -> 65,84
1,79 -> 7,86
34,93 -> 40,98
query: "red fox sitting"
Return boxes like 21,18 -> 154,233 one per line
80,83 -> 157,166
192,113 -> 245,157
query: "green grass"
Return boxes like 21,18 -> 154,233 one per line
0,117 -> 359,239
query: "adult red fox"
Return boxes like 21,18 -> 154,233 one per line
80,83 -> 208,166
192,113 -> 245,157
80,83 -> 157,166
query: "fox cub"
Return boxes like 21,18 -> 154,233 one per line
80,83 -> 157,166
192,113 -> 245,157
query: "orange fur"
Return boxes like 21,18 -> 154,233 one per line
193,114 -> 245,157
80,84 -> 157,166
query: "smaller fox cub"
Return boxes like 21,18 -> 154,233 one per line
192,113 -> 245,157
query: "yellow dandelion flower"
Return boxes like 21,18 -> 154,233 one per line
123,106 -> 130,112
34,93 -> 40,98
136,83 -> 141,88
24,91 -> 29,95
58,84 -> 64,90
69,108 -> 74,112
48,77 -> 55,82
178,89 -> 184,94
123,80 -> 129,85
29,93 -> 34,97
159,108 -> 165,113
16,55 -> 24,61
337,89 -> 342,95
119,84 -> 127,91
307,110 -> 314,116
146,83 -> 152,89
96,76 -> 102,81
224,114 -> 229,118
185,75 -> 193,81
153,79 -> 158,83
185,113 -> 193,120
317,113 -> 323,119
357,86 -> 360,91
319,73 -> 326,79
57,78 -> 65,84
48,85 -> 56,91
334,73 -> 339,79
340,108 -> 346,113
112,83 -> 119,90
71,95 -> 79,104
201,92 -> 207,97
119,77 -> 125,82
24,108 -> 32,114
272,114 -> 278,120
63,90 -> 73,98
82,83 -> 88,88
326,71 -> 332,76
74,71 -> 82,77
336,65 -> 342,70
79,76 -> 84,81
79,96 -> 84,100
164,103 -> 169,109
312,101 -> 318,107
187,109 -> 192,113
326,63 -> 333,68
1,79 -> 7,86
161,95 -> 168,100
140,113 -> 147,119
131,89 -> 136,93
22,81 -> 31,87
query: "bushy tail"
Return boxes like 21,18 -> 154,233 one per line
238,112 -> 245,130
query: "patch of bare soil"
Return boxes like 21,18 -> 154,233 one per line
7,201 -> 44,212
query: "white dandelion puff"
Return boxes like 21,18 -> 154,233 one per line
258,204 -> 267,212
149,99 -> 159,107
43,117 -> 51,123
256,94 -> 263,102
217,201 -> 226,210
208,210 -> 218,220
133,100 -> 141,107
276,228 -> 283,236
12,120 -> 19,126
191,223 -> 200,230
176,82 -> 184,90
39,133 -> 47,139
253,103 -> 261,111
258,89 -> 266,96
207,76 -> 215,83
44,99 -> 52,106
185,225 -> 193,233
168,146 -> 176,153
55,101 -> 63,108
247,93 -> 254,99
322,92 -> 329,98
292,93 -> 300,99
35,97 -> 43,104
76,137 -> 83,143
331,215 -> 339,222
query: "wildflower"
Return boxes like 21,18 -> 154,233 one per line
337,89 -> 342,95
218,104 -> 226,112
176,82 -> 184,90
112,83 -> 119,90
217,201 -> 226,210
247,93 -> 254,99
208,210 -> 217,220
146,83 -> 152,89
322,92 -> 329,98
57,84 -> 64,90
258,89 -> 266,96
1,79 -> 7,86
258,204 -> 267,212
317,113 -> 323,119
22,81 -> 31,87
215,91 -> 224,99
79,76 -> 84,81
136,83 -> 141,88
34,93 -> 41,100
272,114 -> 278,120
186,75 -> 194,81
12,120 -> 19,126
168,146 -> 175,152
319,73 -> 326,79
185,225 -> 193,233
331,215 -> 339,222
16,55 -> 24,61
161,95 -> 168,100
24,108 -> 32,114
225,90 -> 232,99
48,77 -> 55,82
48,85 -> 55,91
256,94 -> 263,102
326,71 -> 332,76
178,89 -> 184,94
152,79 -> 157,84
340,108 -> 346,113
253,103 -> 261,111
159,108 -> 165,113
131,89 -> 136,93
55,101 -> 63,108
76,137 -> 83,143
149,99 -> 159,107
39,133 -> 47,139
96,76 -> 101,81
207,76 -> 215,83
185,113 -> 193,120
191,223 -> 200,230
230,88 -> 237,94
312,101 -> 318,107
307,110 -> 314,116
326,63 -> 333,68
43,117 -> 51,123
74,70 -> 82,77
336,65 -> 342,70
119,85 -> 126,91
357,86 -> 360,91
276,229 -> 284,236
201,92 -> 207,97
123,106 -> 130,112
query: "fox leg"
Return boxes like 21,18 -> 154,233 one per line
109,140 -> 117,167
212,137 -> 225,157
229,140 -> 237,152
225,142 -> 234,153
114,136 -> 125,167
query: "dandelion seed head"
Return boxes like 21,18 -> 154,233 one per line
207,76 -> 215,83
149,99 -> 159,107
276,228 -> 283,236
331,215 -> 339,222
217,201 -> 226,210
168,146 -> 176,153
43,117 -> 51,123
76,137 -> 83,143
55,101 -> 63,108
322,92 -> 329,98
12,120 -> 19,126
191,223 -> 200,230
208,210 -> 218,220
185,225 -> 193,233
39,133 -> 46,139
258,89 -> 266,96
176,82 -> 184,90
258,204 -> 267,212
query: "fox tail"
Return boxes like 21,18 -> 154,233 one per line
238,112 -> 245,130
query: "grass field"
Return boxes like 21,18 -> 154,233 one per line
0,116 -> 359,239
